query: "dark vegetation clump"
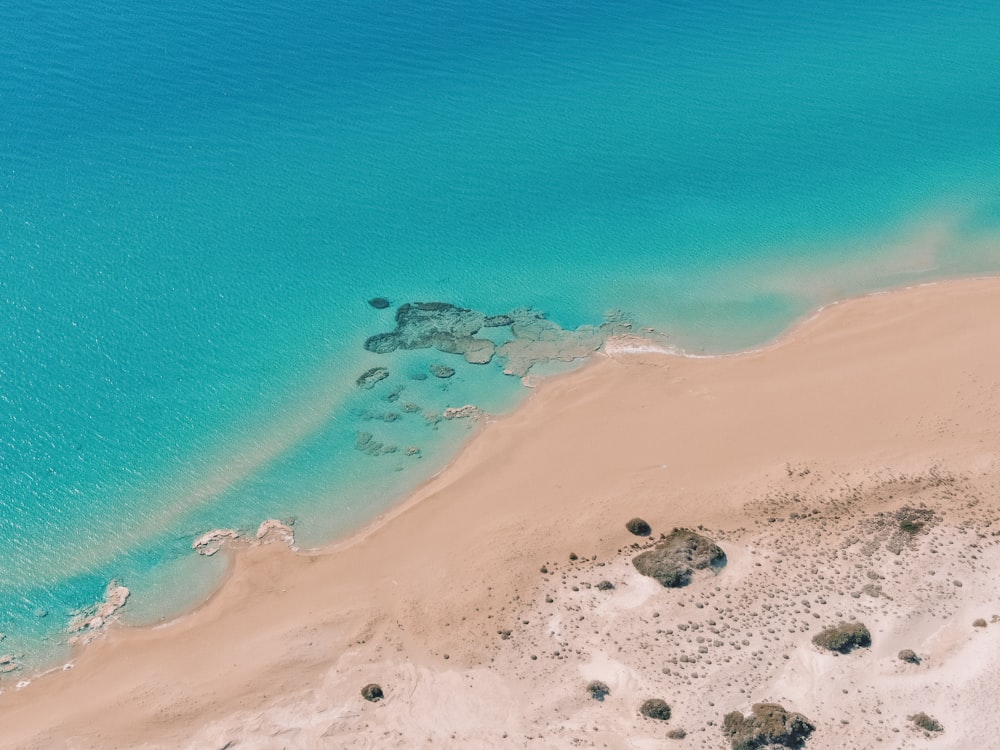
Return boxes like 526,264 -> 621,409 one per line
722,703 -> 815,750
587,680 -> 610,702
639,698 -> 671,721
973,618 -> 988,628
910,712 -> 944,733
632,528 -> 727,588
811,622 -> 871,653
626,517 -> 652,536
361,683 -> 384,702
666,728 -> 687,740
596,580 -> 615,591
898,649 -> 920,664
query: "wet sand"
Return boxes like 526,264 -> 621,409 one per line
4,277 -> 1000,749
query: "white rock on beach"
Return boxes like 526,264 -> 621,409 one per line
192,529 -> 240,556
256,520 -> 295,549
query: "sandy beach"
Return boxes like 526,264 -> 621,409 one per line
4,277 -> 1000,749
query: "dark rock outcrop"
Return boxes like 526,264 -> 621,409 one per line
812,622 -> 871,653
361,683 -> 384,702
898,649 -> 920,664
910,712 -> 943,733
722,703 -> 815,750
626,517 -> 652,536
356,367 -> 390,389
632,528 -> 727,587
587,680 -> 610,701
639,698 -> 671,721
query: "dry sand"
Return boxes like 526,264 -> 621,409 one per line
4,277 -> 1000,749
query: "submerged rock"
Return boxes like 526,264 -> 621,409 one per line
812,622 -> 871,653
361,300 -> 641,378
368,297 -> 391,309
356,366 -> 390,389
632,528 -> 727,587
429,363 -> 455,379
723,703 -> 815,750
363,302 -> 487,358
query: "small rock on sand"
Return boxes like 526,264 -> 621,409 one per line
625,517 -> 652,536
812,622 -> 871,653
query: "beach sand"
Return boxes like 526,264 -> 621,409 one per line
4,277 -> 1000,749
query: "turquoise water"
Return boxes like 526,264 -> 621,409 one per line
2,0 -> 999,667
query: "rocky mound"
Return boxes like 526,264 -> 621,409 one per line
639,698 -> 671,721
626,517 -> 652,536
722,703 -> 815,750
586,680 -> 610,701
812,622 -> 871,653
361,683 -> 384,702
356,366 -> 390,389
898,649 -> 920,664
910,712 -> 943,733
632,528 -> 727,587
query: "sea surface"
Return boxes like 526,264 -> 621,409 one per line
2,0 -> 999,669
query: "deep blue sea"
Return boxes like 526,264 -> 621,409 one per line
2,0 -> 999,669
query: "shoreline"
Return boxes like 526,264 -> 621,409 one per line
5,274 -> 1000,748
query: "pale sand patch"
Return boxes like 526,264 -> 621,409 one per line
3,277 -> 1000,748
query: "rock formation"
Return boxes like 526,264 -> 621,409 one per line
722,703 -> 815,750
356,366 -> 390,389
811,622 -> 871,653
639,698 -> 671,721
632,528 -> 727,587
626,517 -> 652,536
586,680 -> 610,701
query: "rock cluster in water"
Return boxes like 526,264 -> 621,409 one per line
66,582 -> 131,647
361,301 -> 635,378
192,519 -> 297,557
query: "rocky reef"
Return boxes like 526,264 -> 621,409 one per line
66,582 -> 131,647
361,301 -> 636,378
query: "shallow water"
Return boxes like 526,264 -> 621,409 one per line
2,0 -> 999,668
